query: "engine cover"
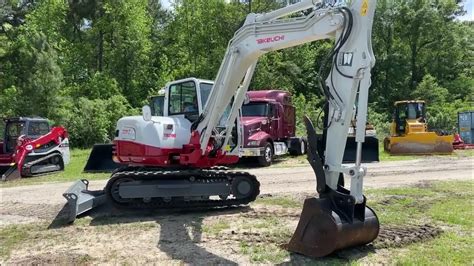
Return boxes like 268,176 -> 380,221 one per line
116,116 -> 192,149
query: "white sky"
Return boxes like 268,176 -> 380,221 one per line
160,0 -> 473,21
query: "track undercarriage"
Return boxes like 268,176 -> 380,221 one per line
64,167 -> 261,222
2,153 -> 65,181
105,167 -> 260,209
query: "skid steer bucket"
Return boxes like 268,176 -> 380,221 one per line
1,165 -> 21,181
83,144 -> 123,173
385,133 -> 454,155
286,116 -> 379,257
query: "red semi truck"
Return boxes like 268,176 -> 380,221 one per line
240,90 -> 306,166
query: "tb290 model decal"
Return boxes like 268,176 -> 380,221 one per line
257,35 -> 285,44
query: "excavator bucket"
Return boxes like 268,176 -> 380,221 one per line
83,144 -> 123,173
286,116 -> 379,257
385,132 -> 454,155
287,197 -> 379,257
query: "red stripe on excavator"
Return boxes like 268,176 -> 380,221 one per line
114,131 -> 238,168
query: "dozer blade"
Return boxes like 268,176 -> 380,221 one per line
1,165 -> 21,181
387,133 -> 454,155
63,179 -> 106,223
286,197 -> 379,258
83,144 -> 123,173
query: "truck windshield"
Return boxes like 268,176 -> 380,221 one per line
242,103 -> 268,117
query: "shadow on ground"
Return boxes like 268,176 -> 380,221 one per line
49,203 -> 250,264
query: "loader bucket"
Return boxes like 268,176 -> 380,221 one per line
343,136 -> 379,163
286,197 -> 379,258
386,133 -> 454,155
83,144 -> 123,173
1,165 -> 21,181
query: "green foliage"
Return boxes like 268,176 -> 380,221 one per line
411,74 -> 450,105
65,95 -> 133,147
292,93 -> 323,136
0,0 -> 472,147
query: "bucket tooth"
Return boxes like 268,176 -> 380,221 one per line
287,197 -> 379,258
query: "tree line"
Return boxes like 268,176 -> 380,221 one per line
1,0 -> 472,147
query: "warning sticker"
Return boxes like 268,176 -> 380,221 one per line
361,0 -> 369,16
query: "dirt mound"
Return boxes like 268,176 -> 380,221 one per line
374,224 -> 442,248
8,252 -> 92,265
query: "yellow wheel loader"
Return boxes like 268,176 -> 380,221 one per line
384,100 -> 453,155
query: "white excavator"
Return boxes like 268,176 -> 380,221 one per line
65,0 -> 378,258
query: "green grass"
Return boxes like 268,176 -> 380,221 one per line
239,241 -> 289,263
0,223 -> 60,259
241,181 -> 474,264
202,219 -> 231,235
254,196 -> 301,208
394,231 -> 474,265
366,181 -> 474,264
0,148 -> 109,187
0,225 -> 30,258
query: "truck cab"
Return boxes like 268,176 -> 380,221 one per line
241,90 -> 306,166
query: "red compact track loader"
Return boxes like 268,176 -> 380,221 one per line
0,117 -> 70,181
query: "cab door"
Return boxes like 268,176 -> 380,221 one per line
268,103 -> 280,139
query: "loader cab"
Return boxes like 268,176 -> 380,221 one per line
393,101 -> 426,135
2,118 -> 50,154
163,78 -> 213,122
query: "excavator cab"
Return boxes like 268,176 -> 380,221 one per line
384,100 -> 453,154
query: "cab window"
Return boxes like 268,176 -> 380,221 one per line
6,122 -> 24,137
169,81 -> 198,115
199,83 -> 213,109
150,96 -> 164,116
28,122 -> 50,136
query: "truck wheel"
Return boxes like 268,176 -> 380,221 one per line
289,138 -> 306,156
257,142 -> 273,167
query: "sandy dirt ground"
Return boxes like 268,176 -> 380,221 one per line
0,156 -> 472,264
1,156 -> 472,206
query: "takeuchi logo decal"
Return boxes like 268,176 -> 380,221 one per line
257,35 -> 285,44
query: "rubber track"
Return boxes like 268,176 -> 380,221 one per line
105,168 -> 260,209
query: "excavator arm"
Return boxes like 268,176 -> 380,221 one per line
197,0 -> 376,204
193,0 -> 379,257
